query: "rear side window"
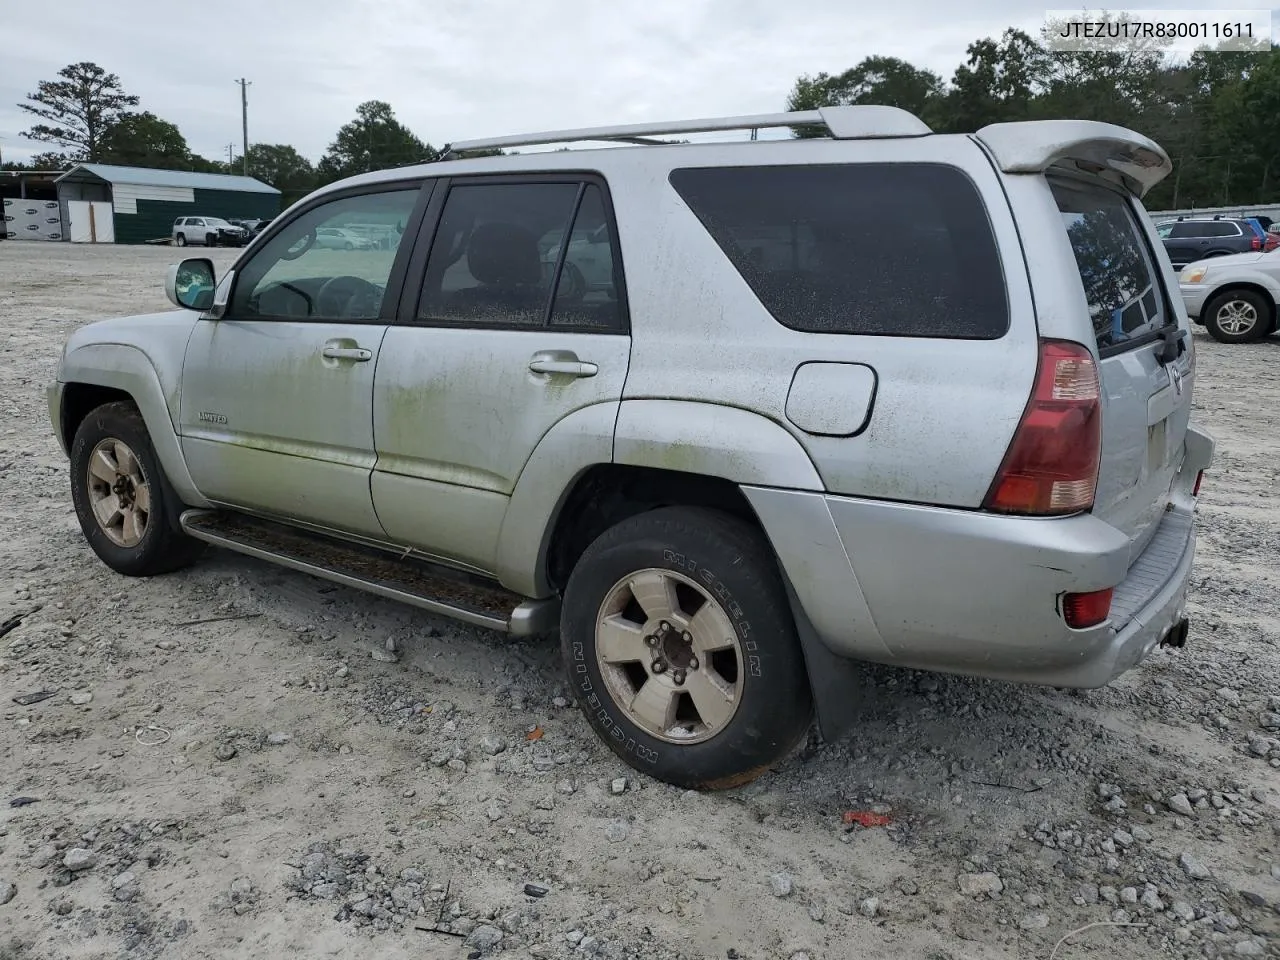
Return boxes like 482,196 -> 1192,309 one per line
1051,179 -> 1170,352
668,163 -> 1009,338
1212,221 -> 1242,236
416,180 -> 625,331
1171,220 -> 1239,238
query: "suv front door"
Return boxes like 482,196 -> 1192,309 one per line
179,182 -> 429,538
370,176 -> 631,574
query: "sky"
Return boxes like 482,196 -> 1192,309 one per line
1,0 -> 1276,166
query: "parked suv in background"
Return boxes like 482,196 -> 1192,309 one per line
172,217 -> 248,247
1157,216 -> 1267,267
47,107 -> 1213,788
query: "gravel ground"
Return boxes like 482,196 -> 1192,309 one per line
0,241 -> 1277,960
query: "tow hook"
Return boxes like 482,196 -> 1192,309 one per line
1160,617 -> 1190,649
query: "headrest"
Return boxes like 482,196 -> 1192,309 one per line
467,222 -> 541,285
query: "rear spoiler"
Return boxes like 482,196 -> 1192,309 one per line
972,120 -> 1172,199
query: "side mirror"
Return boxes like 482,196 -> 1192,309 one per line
165,258 -> 217,311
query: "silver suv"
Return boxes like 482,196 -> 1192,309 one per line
47,107 -> 1214,788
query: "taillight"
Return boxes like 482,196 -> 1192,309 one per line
1251,235 -> 1262,250
983,340 -> 1102,515
1063,588 -> 1113,628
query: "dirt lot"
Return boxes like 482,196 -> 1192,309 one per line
0,241 -> 1277,960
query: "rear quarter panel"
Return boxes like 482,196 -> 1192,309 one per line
998,171 -> 1196,559
608,135 -> 1038,507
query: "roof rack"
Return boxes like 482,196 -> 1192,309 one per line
442,105 -> 931,157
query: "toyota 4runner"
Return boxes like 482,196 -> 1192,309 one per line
48,106 -> 1214,789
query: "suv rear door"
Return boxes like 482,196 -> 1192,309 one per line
369,175 -> 631,575
1050,177 -> 1193,559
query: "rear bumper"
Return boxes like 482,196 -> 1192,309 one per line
744,424 -> 1216,688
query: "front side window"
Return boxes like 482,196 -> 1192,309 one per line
1052,179 -> 1170,352
230,188 -> 420,321
669,163 -> 1009,338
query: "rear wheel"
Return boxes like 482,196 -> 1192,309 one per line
69,402 -> 204,577
560,506 -> 813,789
1204,289 -> 1271,343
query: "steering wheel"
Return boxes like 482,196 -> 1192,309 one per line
280,228 -> 316,261
315,275 -> 383,319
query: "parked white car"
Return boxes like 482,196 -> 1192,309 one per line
314,227 -> 376,250
538,223 -> 616,300
172,217 -> 248,248
1178,250 -> 1280,343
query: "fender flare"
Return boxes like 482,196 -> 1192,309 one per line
496,400 -> 825,598
495,402 -> 620,597
60,343 -> 210,507
612,399 -> 824,489
1203,279 -> 1280,314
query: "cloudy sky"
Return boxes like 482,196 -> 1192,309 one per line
1,0 -> 1275,165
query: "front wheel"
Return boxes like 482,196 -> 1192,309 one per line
1204,289 -> 1271,343
69,402 -> 204,577
175,234 -> 187,247
560,507 -> 813,789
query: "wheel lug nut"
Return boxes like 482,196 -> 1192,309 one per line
688,657 -> 699,670
644,635 -> 657,647
682,632 -> 692,644
672,669 -> 686,686
651,660 -> 667,674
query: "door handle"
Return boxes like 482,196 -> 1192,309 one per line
529,352 -> 598,378
322,345 -> 372,362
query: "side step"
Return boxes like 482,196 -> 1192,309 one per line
179,510 -> 558,636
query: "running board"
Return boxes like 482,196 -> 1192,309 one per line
179,509 -> 558,636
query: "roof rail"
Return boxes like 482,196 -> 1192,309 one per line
443,105 -> 931,156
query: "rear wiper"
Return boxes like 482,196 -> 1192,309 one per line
1156,326 -> 1187,366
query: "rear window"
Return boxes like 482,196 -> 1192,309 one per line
1170,220 -> 1239,238
1201,221 -> 1240,237
668,163 -> 1009,339
1052,179 -> 1170,352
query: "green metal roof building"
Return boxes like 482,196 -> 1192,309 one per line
55,164 -> 281,245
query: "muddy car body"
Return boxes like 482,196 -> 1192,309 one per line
48,106 -> 1214,787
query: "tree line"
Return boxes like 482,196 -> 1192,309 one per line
3,62 -> 448,206
8,34 -> 1280,211
787,30 -> 1280,209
